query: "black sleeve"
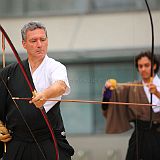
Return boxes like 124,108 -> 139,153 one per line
0,68 -> 9,158
102,97 -> 109,111
0,143 -> 4,158
0,69 -> 8,122
101,87 -> 112,111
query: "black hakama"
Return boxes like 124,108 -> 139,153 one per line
0,60 -> 74,160
126,121 -> 160,160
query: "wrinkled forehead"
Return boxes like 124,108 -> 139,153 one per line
26,28 -> 47,39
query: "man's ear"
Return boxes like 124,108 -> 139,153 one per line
153,64 -> 157,71
22,40 -> 26,49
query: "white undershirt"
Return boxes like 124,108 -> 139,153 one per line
143,75 -> 160,113
29,55 -> 70,112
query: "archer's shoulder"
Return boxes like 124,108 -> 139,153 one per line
46,56 -> 66,69
0,62 -> 19,76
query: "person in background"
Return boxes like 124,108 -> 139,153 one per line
102,51 -> 160,160
0,21 -> 74,160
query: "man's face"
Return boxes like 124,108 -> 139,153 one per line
22,28 -> 48,60
137,56 -> 156,82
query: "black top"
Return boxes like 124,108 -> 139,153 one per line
0,60 -> 74,159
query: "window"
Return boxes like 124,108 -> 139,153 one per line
92,0 -> 160,12
61,58 -> 137,134
0,0 -> 159,17
0,0 -> 89,17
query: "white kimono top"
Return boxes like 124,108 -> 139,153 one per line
29,55 -> 70,112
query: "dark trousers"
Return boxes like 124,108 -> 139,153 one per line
2,128 -> 73,160
126,120 -> 160,160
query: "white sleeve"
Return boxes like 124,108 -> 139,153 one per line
51,63 -> 70,95
152,100 -> 160,113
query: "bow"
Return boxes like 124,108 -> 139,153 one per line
0,25 -> 59,160
144,0 -> 154,127
1,31 -> 7,154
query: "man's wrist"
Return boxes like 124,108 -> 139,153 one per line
0,121 -> 3,127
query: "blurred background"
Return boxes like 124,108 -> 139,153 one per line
0,0 -> 160,159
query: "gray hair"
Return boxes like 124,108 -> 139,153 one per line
21,21 -> 48,41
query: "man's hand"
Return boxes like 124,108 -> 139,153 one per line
29,80 -> 67,108
29,92 -> 46,108
0,122 -> 12,143
105,79 -> 117,90
147,83 -> 160,98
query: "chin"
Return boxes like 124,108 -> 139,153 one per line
38,54 -> 45,57
143,77 -> 151,81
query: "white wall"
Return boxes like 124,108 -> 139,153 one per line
1,11 -> 160,54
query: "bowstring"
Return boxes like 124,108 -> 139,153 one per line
1,34 -> 5,68
0,77 -> 47,160
131,0 -> 139,158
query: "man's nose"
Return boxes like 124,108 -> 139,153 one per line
37,40 -> 42,47
141,66 -> 146,71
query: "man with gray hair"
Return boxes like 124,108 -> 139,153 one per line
0,21 -> 74,160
